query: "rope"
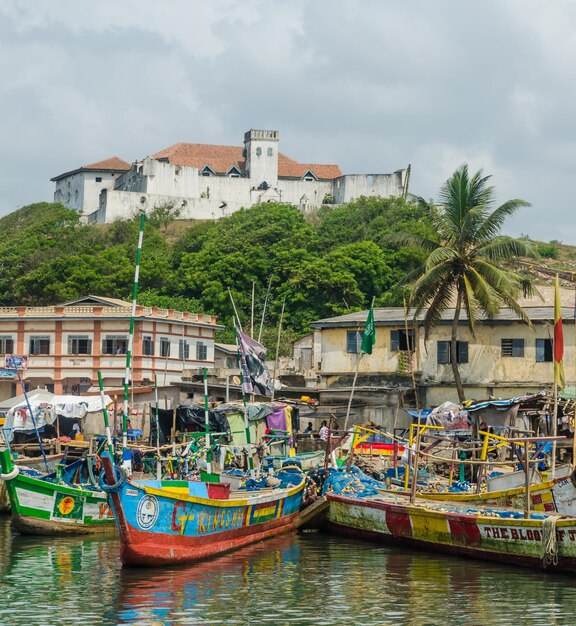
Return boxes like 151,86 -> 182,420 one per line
541,516 -> 561,567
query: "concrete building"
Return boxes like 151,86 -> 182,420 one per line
0,295 -> 222,401
309,296 -> 576,411
51,129 -> 409,223
51,157 -> 131,216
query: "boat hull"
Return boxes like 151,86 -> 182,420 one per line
0,450 -> 115,535
326,493 -> 576,573
105,468 -> 306,567
0,454 -> 64,514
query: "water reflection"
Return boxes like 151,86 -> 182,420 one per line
2,517 -> 576,625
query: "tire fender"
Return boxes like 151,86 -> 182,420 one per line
0,466 -> 19,481
98,466 -> 127,493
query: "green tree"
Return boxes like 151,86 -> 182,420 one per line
395,165 -> 537,402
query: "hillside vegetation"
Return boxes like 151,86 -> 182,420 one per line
0,199 -> 571,351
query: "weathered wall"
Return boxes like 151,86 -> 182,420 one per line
333,171 -> 406,203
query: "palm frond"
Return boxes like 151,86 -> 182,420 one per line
475,199 -> 531,242
424,246 -> 457,270
478,237 -> 536,261
421,279 -> 455,342
460,274 -> 477,335
465,266 -> 500,317
411,263 -> 454,306
498,290 -> 533,326
383,232 -> 439,253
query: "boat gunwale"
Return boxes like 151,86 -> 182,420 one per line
327,492 -> 575,528
135,475 -> 306,508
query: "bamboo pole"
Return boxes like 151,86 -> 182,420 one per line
121,211 -> 145,474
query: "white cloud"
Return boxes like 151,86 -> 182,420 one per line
1,0 -> 576,241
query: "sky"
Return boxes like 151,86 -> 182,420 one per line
1,0 -> 575,242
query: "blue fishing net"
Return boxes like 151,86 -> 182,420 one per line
321,466 -> 385,498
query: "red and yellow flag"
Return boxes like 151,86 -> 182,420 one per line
554,274 -> 565,389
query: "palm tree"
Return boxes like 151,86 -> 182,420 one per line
395,165 -> 537,402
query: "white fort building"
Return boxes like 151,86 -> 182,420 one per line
51,129 -> 410,224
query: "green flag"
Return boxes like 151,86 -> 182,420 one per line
361,305 -> 376,354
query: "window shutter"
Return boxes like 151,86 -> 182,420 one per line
458,341 -> 468,364
390,330 -> 399,352
347,331 -> 359,353
437,341 -> 449,364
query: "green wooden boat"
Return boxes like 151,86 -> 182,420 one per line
0,449 -> 116,535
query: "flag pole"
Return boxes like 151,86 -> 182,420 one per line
552,273 -> 565,479
573,276 -> 576,470
552,381 -> 558,478
154,376 -> 161,480
344,354 -> 363,431
344,297 -> 376,431
122,211 -> 146,475
203,366 -> 212,474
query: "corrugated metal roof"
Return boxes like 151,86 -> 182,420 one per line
310,306 -> 575,328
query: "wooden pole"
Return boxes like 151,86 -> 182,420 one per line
234,325 -> 255,475
258,275 -> 273,344
403,294 -> 419,410
271,297 -> 286,402
409,419 -> 422,504
15,369 -> 49,472
552,382 -> 558,478
251,281 -> 255,339
97,371 -> 115,459
171,406 -> 177,454
344,354 -> 363,431
525,449 -> 531,520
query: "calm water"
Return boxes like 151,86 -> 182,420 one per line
1,517 -> 576,626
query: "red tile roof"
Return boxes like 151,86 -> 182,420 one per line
82,157 -> 132,171
152,142 -> 342,180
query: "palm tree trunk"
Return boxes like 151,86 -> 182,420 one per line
451,289 -> 465,402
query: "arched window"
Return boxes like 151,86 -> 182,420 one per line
256,147 -> 262,157
267,147 -> 273,156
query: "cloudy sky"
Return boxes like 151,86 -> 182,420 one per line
1,0 -> 575,241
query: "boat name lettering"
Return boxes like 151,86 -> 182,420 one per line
172,501 -> 186,532
483,527 -> 576,542
126,489 -> 139,497
197,508 -> 243,534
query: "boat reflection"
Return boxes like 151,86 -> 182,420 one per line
115,533 -> 302,624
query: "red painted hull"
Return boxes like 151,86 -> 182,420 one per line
326,493 -> 576,573
118,510 -> 300,567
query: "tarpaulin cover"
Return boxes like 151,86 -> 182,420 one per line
266,406 -> 287,431
217,402 -> 273,421
154,405 -> 231,441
